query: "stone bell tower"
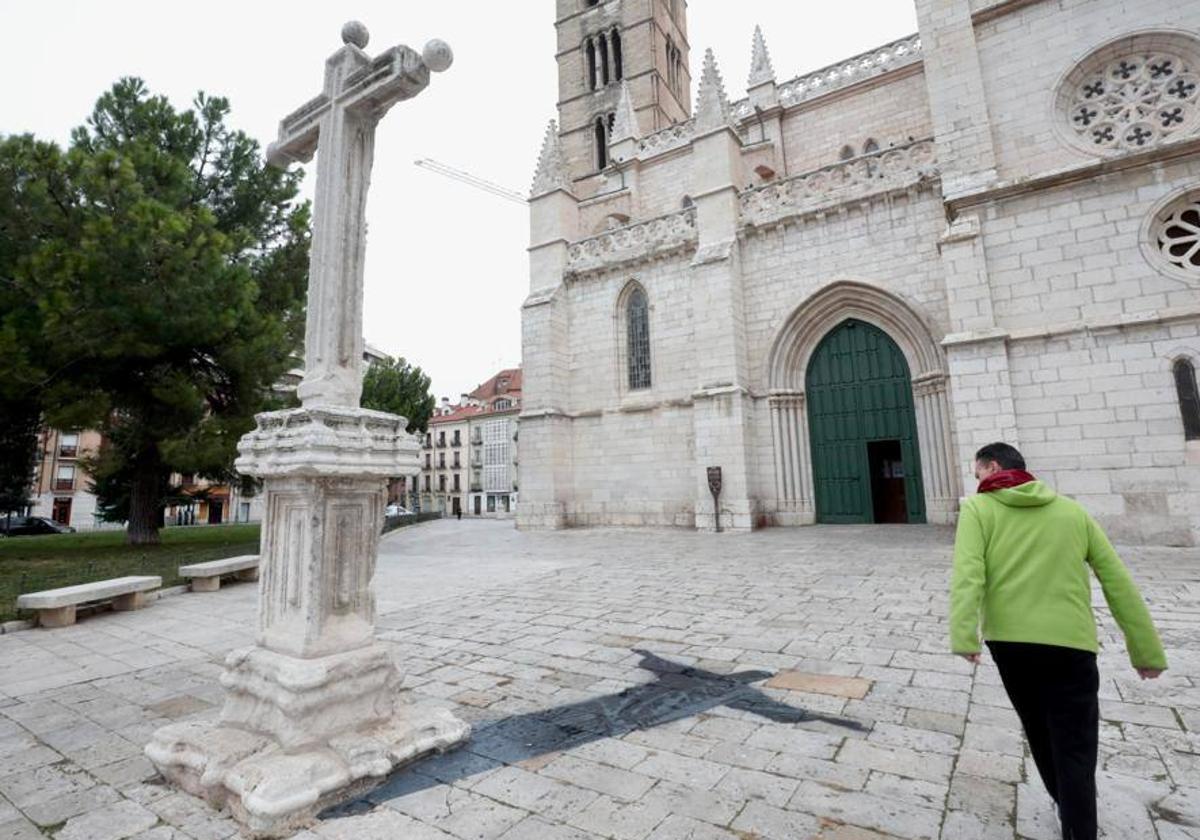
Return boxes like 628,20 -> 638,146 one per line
554,0 -> 691,189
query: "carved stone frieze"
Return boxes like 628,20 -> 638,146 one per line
567,207 -> 698,273
739,138 -> 938,228
636,118 -> 696,160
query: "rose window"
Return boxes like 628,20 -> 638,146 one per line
1058,34 -> 1200,155
1155,195 -> 1200,275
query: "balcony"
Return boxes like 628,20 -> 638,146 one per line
58,446 -> 78,459
470,482 -> 482,493
452,436 -> 462,447
54,479 -> 74,492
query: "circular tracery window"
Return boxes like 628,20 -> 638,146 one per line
1058,33 -> 1200,155
1156,195 -> 1200,274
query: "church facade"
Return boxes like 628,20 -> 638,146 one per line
518,0 -> 1200,545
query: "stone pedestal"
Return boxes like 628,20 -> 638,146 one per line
146,407 -> 469,837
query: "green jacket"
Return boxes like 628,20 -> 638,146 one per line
950,481 -> 1167,670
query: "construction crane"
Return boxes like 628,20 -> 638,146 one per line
413,158 -> 527,205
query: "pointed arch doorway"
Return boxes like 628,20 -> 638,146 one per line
807,319 -> 925,523
765,281 -> 959,525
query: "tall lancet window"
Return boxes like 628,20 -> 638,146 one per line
595,116 -> 608,170
598,33 -> 610,85
612,29 -> 623,80
586,38 -> 598,90
1175,357 -> 1200,440
627,287 -> 652,390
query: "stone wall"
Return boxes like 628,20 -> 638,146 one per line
973,0 -> 1200,184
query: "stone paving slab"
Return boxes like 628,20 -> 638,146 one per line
0,520 -> 1196,839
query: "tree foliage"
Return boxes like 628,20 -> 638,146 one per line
361,357 -> 436,433
0,78 -> 310,543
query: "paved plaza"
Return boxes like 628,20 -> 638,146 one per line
0,520 -> 1197,840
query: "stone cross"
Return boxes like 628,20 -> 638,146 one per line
269,21 -> 453,409
146,25 -> 468,838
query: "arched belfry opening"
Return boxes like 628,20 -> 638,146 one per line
766,281 -> 959,525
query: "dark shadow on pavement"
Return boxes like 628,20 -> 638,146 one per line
322,648 -> 865,819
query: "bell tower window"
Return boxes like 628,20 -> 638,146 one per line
598,33 -> 610,85
612,29 -> 623,81
586,38 -> 597,91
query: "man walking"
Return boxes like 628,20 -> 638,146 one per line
950,443 -> 1167,840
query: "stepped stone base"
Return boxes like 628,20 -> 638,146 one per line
145,644 -> 470,837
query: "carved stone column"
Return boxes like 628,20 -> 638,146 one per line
912,372 -> 960,524
768,392 -> 815,524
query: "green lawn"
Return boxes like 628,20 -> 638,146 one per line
0,524 -> 261,622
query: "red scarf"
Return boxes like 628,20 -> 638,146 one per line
978,469 -> 1036,494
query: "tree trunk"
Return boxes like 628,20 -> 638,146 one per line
127,454 -> 163,545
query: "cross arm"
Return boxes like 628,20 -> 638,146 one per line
267,93 -> 330,167
338,46 -> 430,120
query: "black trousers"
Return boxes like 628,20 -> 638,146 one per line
987,641 -> 1099,840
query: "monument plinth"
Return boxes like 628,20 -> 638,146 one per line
145,24 -> 468,838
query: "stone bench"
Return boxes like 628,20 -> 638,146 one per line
17,576 -> 162,628
179,555 -> 260,592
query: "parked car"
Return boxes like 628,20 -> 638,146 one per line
0,516 -> 76,537
384,504 -> 411,517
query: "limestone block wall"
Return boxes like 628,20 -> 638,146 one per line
982,157 -> 1200,329
972,0 -> 1200,184
637,150 -> 696,218
739,190 -> 952,393
779,70 -> 935,175
568,406 -> 696,526
1006,322 -> 1200,545
564,254 -> 697,412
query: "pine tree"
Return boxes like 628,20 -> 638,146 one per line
0,79 -> 310,544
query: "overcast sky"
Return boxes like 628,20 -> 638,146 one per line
1,1 -> 918,400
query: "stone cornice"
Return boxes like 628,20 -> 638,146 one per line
236,407 -> 419,479
971,0 -> 1052,26
946,135 -> 1200,211
943,305 -> 1200,348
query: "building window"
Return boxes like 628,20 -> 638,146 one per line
425,454 -> 431,469
1056,33 -> 1200,155
598,33 -> 610,86
627,286 -> 652,390
452,431 -> 461,446
1154,193 -> 1200,275
495,399 -> 511,410
439,475 -> 446,492
595,116 -> 609,170
453,474 -> 461,492
55,464 -> 75,492
424,476 -> 431,492
439,453 -> 446,468
612,29 -> 623,81
1175,358 -> 1200,440
58,433 -> 79,459
839,144 -> 855,161
586,38 -> 597,91
453,453 -> 461,468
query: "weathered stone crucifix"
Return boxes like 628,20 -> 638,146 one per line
269,20 -> 453,409
146,23 -> 467,839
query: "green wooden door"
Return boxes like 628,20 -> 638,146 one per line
806,319 -> 926,523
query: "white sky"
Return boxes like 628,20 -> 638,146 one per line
0,1 -> 918,400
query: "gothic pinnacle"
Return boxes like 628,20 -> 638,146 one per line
611,81 -> 641,144
695,48 -> 732,132
530,119 -> 571,197
748,25 -> 776,87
